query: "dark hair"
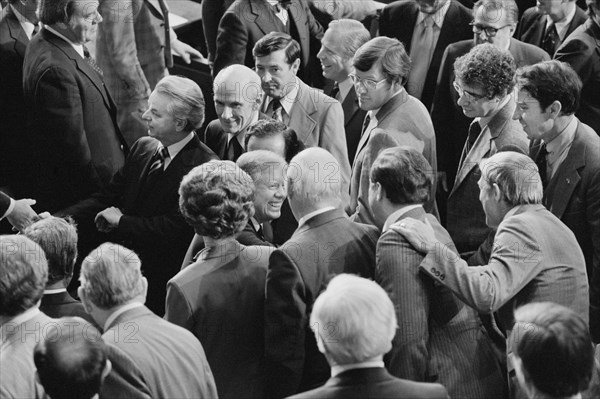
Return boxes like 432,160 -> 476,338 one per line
34,319 -> 107,399
454,43 -> 516,99
516,60 -> 581,115
512,302 -> 594,397
253,32 -> 301,65
39,0 -> 76,25
245,119 -> 305,162
370,145 -> 432,205
352,37 -> 411,86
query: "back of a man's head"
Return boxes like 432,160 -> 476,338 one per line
34,318 -> 108,399
311,274 -> 396,365
0,235 -> 48,318
79,243 -> 145,310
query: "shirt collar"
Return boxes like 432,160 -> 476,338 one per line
44,288 -> 67,294
104,302 -> 144,331
227,113 -> 259,146
10,4 -> 36,40
297,206 -> 337,229
382,204 -> 423,232
546,4 -> 577,39
415,0 -> 451,29
544,116 -> 577,155
278,77 -> 300,116
2,306 -> 40,329
44,25 -> 85,58
331,360 -> 385,377
249,216 -> 261,232
166,131 -> 195,162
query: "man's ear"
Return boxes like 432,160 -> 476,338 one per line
547,100 -> 563,119
140,277 -> 149,305
291,58 -> 301,76
78,287 -> 91,313
175,118 -> 187,132
492,182 -> 503,202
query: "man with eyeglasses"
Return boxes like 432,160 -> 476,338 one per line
348,36 -> 437,226
555,0 -> 600,135
447,43 -> 528,256
431,0 -> 549,225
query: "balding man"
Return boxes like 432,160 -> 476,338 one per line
264,148 -> 380,398
203,64 -> 264,161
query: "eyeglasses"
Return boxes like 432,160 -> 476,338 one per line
453,81 -> 487,101
469,21 -> 512,37
348,73 -> 388,90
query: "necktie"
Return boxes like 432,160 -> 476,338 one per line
227,137 -> 244,161
407,15 -> 435,99
147,146 -> 169,179
270,99 -> 283,122
83,46 -> 104,78
32,22 -> 40,37
541,23 -> 558,57
361,113 -> 372,137
460,120 -> 482,166
536,143 -> 549,188
329,82 -> 340,101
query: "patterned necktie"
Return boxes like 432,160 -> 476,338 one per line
270,99 -> 283,122
227,137 -> 244,161
147,146 -> 169,179
407,15 -> 435,99
541,23 -> 558,56
83,46 -> 104,78
460,120 -> 482,166
536,143 -> 549,188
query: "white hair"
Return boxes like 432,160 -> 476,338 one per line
286,148 -> 342,207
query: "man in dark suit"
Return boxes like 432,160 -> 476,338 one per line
514,60 -> 600,343
202,64 -> 263,161
369,147 -> 504,397
214,0 -> 324,85
79,243 -> 218,399
447,44 -> 529,254
288,274 -> 450,399
516,0 -> 587,56
0,0 -> 37,190
22,0 -> 128,213
202,0 -> 235,63
265,148 -> 380,398
379,0 -> 472,110
431,0 -> 549,221
60,76 -> 217,315
0,190 -> 38,231
555,2 -> 600,135
316,19 -> 370,165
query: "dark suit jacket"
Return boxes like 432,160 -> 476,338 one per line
0,191 -> 9,216
201,113 -> 268,161
530,119 -> 600,342
101,306 -> 218,399
40,291 -> 96,325
166,241 -> 275,399
0,5 -> 29,189
555,19 -> 600,135
22,28 -> 128,212
447,99 -> 529,253
431,38 -> 550,190
265,208 -> 380,398
213,0 -> 323,80
516,6 -> 587,56
337,85 -> 366,164
287,368 -> 449,399
376,207 -> 504,397
61,135 -> 217,315
202,0 -> 235,62
379,0 -> 472,109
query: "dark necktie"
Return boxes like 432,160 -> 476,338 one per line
361,113 -> 372,137
329,82 -> 340,101
536,143 -> 549,188
227,137 -> 244,161
83,46 -> 104,78
460,120 -> 482,166
541,23 -> 558,56
147,146 -> 169,179
32,22 -> 40,36
270,98 -> 283,122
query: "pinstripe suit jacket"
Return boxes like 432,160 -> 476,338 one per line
376,206 -> 504,398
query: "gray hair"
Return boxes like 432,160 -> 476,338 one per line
237,150 -> 287,183
287,148 -> 342,206
154,76 -> 205,132
326,19 -> 371,60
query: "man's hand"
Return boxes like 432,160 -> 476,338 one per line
171,40 -> 206,64
390,217 -> 438,254
6,198 -> 38,232
95,207 -> 123,233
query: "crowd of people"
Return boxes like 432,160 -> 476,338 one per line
1,0 -> 599,398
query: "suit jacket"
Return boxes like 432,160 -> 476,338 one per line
287,368 -> 449,399
379,0 -> 472,109
40,291 -> 96,325
202,0 -> 235,61
61,135 -> 217,314
447,99 -> 529,253
516,6 -> 587,56
431,38 -> 550,190
101,306 -> 218,399
530,119 -> 600,342
555,19 -> 600,135
265,208 -> 380,398
0,311 -> 53,398
349,91 -> 437,225
166,241 -> 275,399
0,5 -> 29,189
214,0 -> 323,81
420,203 -> 590,335
337,85 -> 366,164
376,207 -> 504,397
22,28 -> 128,213
201,113 -> 268,160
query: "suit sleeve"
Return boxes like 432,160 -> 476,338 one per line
588,168 -> 600,343
165,281 -> 195,331
213,11 -> 248,76
264,249 -> 307,398
555,36 -> 594,86
116,209 -> 190,249
376,231 -> 431,382
419,217 -> 544,313
431,47 -> 454,173
202,0 -> 229,62
98,0 -> 150,101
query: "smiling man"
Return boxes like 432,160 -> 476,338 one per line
203,64 -> 263,161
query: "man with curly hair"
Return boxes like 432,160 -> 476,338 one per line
447,43 -> 529,255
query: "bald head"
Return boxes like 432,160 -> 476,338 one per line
213,65 -> 263,135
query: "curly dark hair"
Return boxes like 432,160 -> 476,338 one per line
454,43 -> 516,99
179,161 -> 255,239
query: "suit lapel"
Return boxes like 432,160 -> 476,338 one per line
6,8 -> 28,58
341,86 -> 360,126
400,5 -> 419,53
287,80 -> 317,143
251,0 -> 281,36
528,13 -> 546,46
